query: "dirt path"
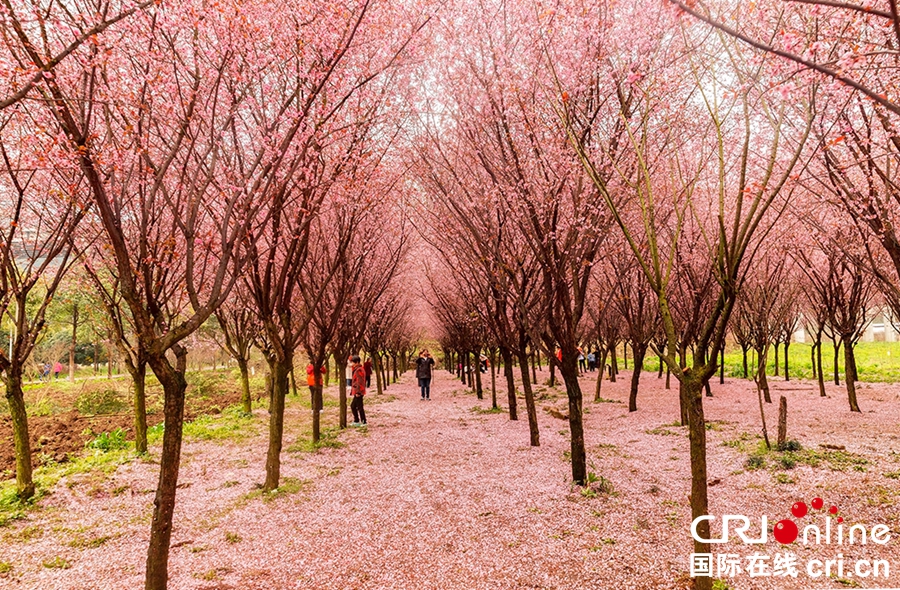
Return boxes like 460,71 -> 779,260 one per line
2,368 -> 900,589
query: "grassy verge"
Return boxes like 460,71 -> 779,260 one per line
634,342 -> 900,383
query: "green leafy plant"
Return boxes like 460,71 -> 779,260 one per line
86,428 -> 129,451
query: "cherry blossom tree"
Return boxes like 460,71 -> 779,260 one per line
0,131 -> 84,498
213,286 -> 259,415
551,2 -> 813,579
0,0 -> 155,110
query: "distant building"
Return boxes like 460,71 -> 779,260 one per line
791,309 -> 900,343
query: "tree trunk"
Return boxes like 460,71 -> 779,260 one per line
783,341 -> 791,381
609,344 -> 617,382
684,375 -> 710,590
594,347 -> 608,402
144,352 -> 188,590
628,345 -> 646,412
5,369 -> 34,499
755,347 -> 771,403
833,339 -> 841,385
93,341 -> 99,374
488,348 -> 497,409
657,352 -> 664,378
773,342 -> 780,376
237,358 -> 251,414
69,304 -> 78,382
679,379 -> 689,426
719,346 -> 725,385
374,351 -> 384,395
500,346 -> 517,421
757,374 -> 771,449
777,396 -> 787,448
816,330 -> 825,397
265,371 -> 273,410
107,337 -> 114,379
290,365 -> 299,397
559,352 -> 587,485
530,350 -> 537,385
810,341 -> 817,379
516,348 -> 539,447
623,344 -> 628,370
131,361 -> 148,454
741,345 -> 749,379
474,351 -> 483,400
549,360 -> 556,387
264,358 -> 290,491
338,357 -> 348,428
843,338 -> 861,413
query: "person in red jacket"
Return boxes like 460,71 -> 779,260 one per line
363,357 -> 373,388
350,355 -> 367,426
306,364 -> 326,412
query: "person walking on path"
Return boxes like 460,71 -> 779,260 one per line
350,355 -> 367,426
416,349 -> 435,400
53,361 -> 63,380
364,357 -> 373,388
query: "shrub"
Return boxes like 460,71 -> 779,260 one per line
778,439 -> 803,452
86,428 -> 129,452
778,455 -> 797,470
745,454 -> 766,470
76,389 -> 126,415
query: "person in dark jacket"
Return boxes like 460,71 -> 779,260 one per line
350,355 -> 367,426
415,349 -> 435,400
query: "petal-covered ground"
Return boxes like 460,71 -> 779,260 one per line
1,368 -> 899,589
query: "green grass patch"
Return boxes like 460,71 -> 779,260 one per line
470,405 -> 504,414
1,441 -> 138,526
722,432 -> 757,452
641,341 -> 900,383
744,441 -> 870,474
287,426 -> 345,453
0,561 -> 11,574
241,477 -> 310,505
775,473 -> 795,484
148,410 -> 255,444
67,533 -> 114,548
42,556 -> 70,569
645,424 -> 683,436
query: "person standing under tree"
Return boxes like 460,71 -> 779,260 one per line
350,355 -> 367,426
364,357 -> 373,388
306,363 -> 326,412
416,349 -> 435,400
